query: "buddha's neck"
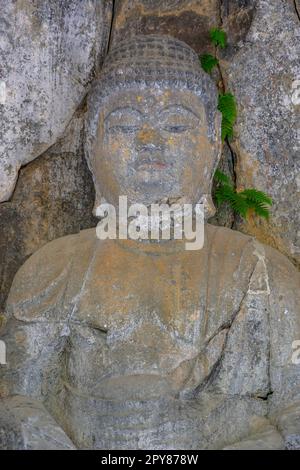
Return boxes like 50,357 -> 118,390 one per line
112,236 -> 197,256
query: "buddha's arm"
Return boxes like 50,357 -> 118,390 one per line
222,418 -> 285,450
266,246 -> 300,449
0,237 -> 76,449
0,314 -> 75,449
0,395 -> 75,449
223,246 -> 300,450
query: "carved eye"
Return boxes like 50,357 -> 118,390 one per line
105,108 -> 143,135
160,111 -> 198,134
162,124 -> 192,133
108,124 -> 141,134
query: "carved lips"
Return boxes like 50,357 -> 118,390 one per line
137,160 -> 168,171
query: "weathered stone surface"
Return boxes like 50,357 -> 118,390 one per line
111,0 -> 300,267
1,225 -> 299,449
111,0 -> 219,55
86,35 -> 221,212
0,0 -> 112,202
220,0 -> 255,49
272,402 -> 300,450
0,108 -> 97,311
223,417 -> 285,450
1,36 -> 299,450
0,396 -> 75,449
221,0 -> 300,266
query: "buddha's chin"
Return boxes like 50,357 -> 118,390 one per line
132,183 -> 183,204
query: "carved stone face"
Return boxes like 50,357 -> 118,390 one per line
93,87 -> 220,207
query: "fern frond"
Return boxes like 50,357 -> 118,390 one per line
215,185 -> 249,218
214,169 -> 232,186
214,177 -> 272,220
251,202 -> 271,220
210,28 -> 227,49
200,54 -> 219,73
240,189 -> 272,206
220,117 -> 233,141
218,93 -> 237,141
229,193 -> 249,218
218,93 -> 237,124
215,184 -> 235,206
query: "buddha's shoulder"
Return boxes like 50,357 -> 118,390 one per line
206,224 -> 299,287
205,223 -> 253,251
12,227 -> 97,278
6,228 -> 99,320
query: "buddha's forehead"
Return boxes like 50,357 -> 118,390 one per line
101,87 -> 206,118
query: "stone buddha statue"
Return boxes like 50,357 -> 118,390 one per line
0,35 -> 299,450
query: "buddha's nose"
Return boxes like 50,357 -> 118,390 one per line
135,126 -> 164,151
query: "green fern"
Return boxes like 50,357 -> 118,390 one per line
217,93 -> 237,141
240,189 -> 272,206
239,188 -> 272,220
202,29 -> 273,221
210,28 -> 227,49
215,185 -> 248,218
200,54 -> 219,73
214,169 -> 232,185
214,170 -> 272,220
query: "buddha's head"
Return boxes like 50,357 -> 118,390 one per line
86,35 -> 221,214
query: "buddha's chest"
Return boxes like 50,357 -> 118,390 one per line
71,246 -> 212,352
64,247 -> 217,395
62,240 -> 270,400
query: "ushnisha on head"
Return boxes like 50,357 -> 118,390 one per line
85,34 -> 222,214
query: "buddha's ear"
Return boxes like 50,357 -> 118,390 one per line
85,154 -> 101,217
200,111 -> 222,221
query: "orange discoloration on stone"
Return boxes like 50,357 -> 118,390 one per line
114,1 -> 218,27
110,141 -> 121,153
238,214 -> 295,265
76,236 -> 207,333
137,128 -> 159,144
111,1 -> 219,56
14,331 -> 26,344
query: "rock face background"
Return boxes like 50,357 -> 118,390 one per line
0,0 -> 112,202
0,0 -> 111,310
110,0 -> 220,54
0,106 -> 97,311
222,0 -> 300,266
0,0 -> 299,308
